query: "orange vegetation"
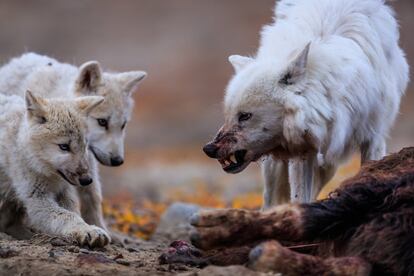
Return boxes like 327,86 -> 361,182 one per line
104,156 -> 361,240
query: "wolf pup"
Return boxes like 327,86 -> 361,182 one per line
0,53 -> 147,241
203,0 -> 409,208
0,91 -> 109,247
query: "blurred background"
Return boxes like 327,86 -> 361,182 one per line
0,0 -> 413,235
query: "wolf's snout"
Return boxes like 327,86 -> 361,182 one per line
110,156 -> 124,166
79,175 -> 93,186
203,143 -> 219,159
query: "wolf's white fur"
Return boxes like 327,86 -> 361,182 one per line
0,53 -> 147,242
0,91 -> 110,247
225,0 -> 409,207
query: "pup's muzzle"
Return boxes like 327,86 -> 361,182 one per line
110,156 -> 124,166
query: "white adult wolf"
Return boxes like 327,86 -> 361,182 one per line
0,53 -> 147,241
0,91 -> 109,247
203,0 -> 409,208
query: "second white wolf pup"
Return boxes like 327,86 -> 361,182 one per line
203,0 -> 409,208
0,53 -> 147,242
0,91 -> 109,247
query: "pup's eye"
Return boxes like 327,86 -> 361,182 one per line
97,118 -> 108,128
238,112 -> 252,122
279,72 -> 293,85
58,144 -> 71,152
39,116 -> 47,124
121,121 -> 127,130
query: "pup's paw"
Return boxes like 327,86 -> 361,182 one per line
72,225 -> 111,248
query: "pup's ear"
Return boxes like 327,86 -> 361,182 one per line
75,61 -> 102,94
228,55 -> 254,73
279,43 -> 311,85
25,90 -> 47,123
75,96 -> 105,116
118,71 -> 147,95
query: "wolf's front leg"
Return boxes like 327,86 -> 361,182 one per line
26,193 -> 110,247
249,240 -> 371,276
288,155 -> 318,203
78,171 -> 129,246
78,180 -> 107,231
78,157 -> 107,231
261,157 -> 290,210
361,137 -> 386,164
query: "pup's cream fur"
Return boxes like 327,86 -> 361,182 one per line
0,53 -> 147,241
0,91 -> 109,247
204,0 -> 409,208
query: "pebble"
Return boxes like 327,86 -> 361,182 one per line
50,238 -> 69,247
68,246 -> 80,253
115,259 -> 130,266
80,248 -> 90,254
0,247 -> 18,258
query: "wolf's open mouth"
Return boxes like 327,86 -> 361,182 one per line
219,150 -> 248,174
57,170 -> 76,186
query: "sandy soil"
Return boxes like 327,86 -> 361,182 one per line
0,233 -> 266,276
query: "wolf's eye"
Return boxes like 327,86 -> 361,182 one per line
58,144 -> 71,152
238,112 -> 252,123
97,118 -> 108,128
121,121 -> 127,130
279,72 -> 293,85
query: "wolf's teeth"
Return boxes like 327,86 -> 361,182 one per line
229,154 -> 237,163
224,160 -> 230,166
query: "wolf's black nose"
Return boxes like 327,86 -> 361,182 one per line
79,176 -> 93,186
203,143 -> 219,159
110,156 -> 124,166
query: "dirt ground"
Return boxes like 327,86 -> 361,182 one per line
0,233 -> 268,276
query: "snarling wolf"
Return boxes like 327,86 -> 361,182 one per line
203,0 -> 409,207
0,53 -> 147,242
0,91 -> 110,247
191,148 -> 414,275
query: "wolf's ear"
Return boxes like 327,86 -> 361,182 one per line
228,55 -> 253,73
118,71 -> 147,95
279,43 -> 310,85
75,96 -> 105,116
76,61 -> 102,94
25,90 -> 47,123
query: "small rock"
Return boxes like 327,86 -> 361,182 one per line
127,247 -> 138,252
48,248 -> 65,258
113,253 -> 124,260
79,248 -> 91,254
168,263 -> 189,271
115,259 -> 130,266
157,266 -> 168,272
77,253 -> 114,265
0,247 -> 18,258
50,237 -> 70,246
153,202 -> 205,241
68,246 -> 80,253
135,261 -> 145,267
195,265 -> 272,276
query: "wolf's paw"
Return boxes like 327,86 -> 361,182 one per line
190,209 -> 259,250
72,225 -> 110,248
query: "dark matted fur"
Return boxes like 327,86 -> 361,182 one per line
302,147 -> 414,275
191,148 -> 414,275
